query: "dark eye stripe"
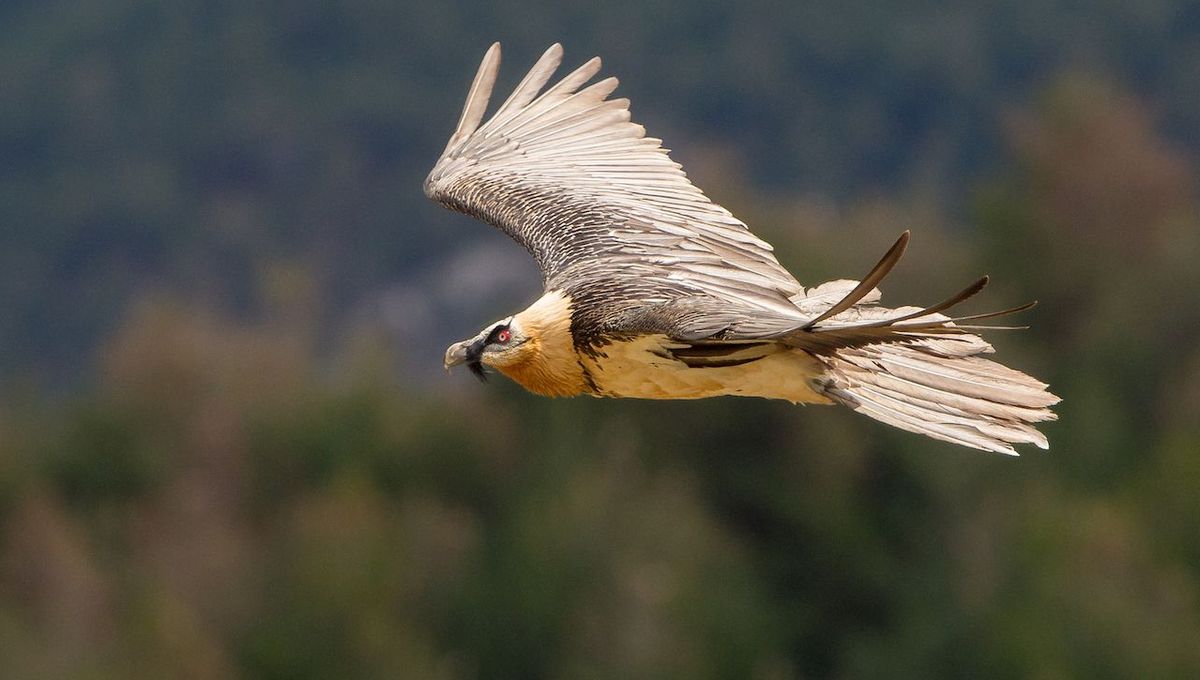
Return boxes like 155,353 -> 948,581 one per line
486,324 -> 509,344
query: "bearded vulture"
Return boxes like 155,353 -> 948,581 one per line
428,43 -> 1059,455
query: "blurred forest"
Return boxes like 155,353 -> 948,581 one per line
2,1 -> 1200,678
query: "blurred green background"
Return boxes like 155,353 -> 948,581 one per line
2,1 -> 1199,678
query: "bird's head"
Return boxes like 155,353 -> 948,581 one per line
442,291 -> 584,397
443,316 -> 535,381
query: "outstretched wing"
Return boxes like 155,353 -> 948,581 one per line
425,43 -> 807,320
427,43 -> 1034,352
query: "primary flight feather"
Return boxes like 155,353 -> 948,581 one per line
427,43 -> 1059,455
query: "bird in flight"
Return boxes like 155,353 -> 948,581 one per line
428,43 -> 1059,455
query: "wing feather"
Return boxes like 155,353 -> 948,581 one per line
803,231 -> 909,328
426,43 -> 805,322
442,43 -> 501,157
428,44 -> 1041,354
488,44 -> 564,125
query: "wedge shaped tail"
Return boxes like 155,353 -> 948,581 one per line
815,340 -> 1060,455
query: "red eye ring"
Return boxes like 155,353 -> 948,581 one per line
496,329 -> 512,344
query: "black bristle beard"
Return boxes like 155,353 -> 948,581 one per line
468,360 -> 488,382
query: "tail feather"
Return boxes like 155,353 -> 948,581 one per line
791,233 -> 1059,454
817,342 -> 1059,455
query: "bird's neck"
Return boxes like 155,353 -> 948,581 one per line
496,290 -> 589,397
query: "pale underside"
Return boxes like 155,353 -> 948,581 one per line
579,334 -> 834,404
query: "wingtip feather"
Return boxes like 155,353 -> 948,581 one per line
445,42 -> 502,154
804,231 -> 911,328
491,43 -> 565,122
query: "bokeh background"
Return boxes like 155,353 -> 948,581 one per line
2,1 -> 1200,678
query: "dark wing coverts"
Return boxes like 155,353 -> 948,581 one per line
424,43 -> 808,325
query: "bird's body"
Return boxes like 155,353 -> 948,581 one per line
430,43 -> 1059,454
583,337 -> 832,404
499,291 -> 833,403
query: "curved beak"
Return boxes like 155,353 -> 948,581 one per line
445,336 -> 490,382
444,340 -> 472,370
